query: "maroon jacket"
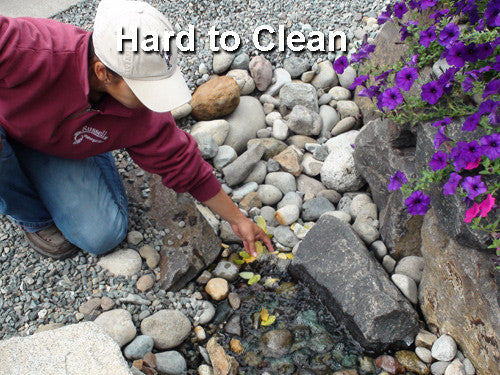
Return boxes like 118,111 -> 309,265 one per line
0,15 -> 221,202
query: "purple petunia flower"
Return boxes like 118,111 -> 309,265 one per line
443,172 -> 462,195
483,80 -> 500,98
358,85 -> 380,100
350,74 -> 369,90
429,151 -> 448,171
432,117 -> 451,128
421,81 -> 443,105
434,126 -> 450,149
478,100 -> 499,116
333,56 -> 349,75
420,27 -> 437,47
463,43 -> 478,63
450,141 -> 483,171
462,76 -> 475,93
477,43 -> 494,60
480,133 -> 500,160
395,67 -> 419,91
400,26 -> 411,42
405,191 -> 431,216
462,113 -> 480,131
379,87 -> 404,110
430,9 -> 449,23
388,170 -> 407,191
375,69 -> 393,84
462,176 -> 487,200
437,67 -> 459,95
485,0 -> 500,27
420,0 -> 437,11
409,54 -> 419,66
476,18 -> 486,31
394,1 -> 408,19
446,41 -> 466,68
439,23 -> 459,47
378,9 -> 392,25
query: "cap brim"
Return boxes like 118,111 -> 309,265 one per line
123,67 -> 192,113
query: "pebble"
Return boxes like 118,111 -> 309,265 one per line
277,191 -> 303,210
431,361 -> 451,375
136,275 -> 154,292
213,145 -> 237,170
124,335 -> 155,360
331,116 -> 357,136
391,274 -> 418,304
213,50 -> 235,74
264,68 -> 292,96
283,56 -> 310,78
127,231 -> 144,246
230,52 -> 250,70
416,330 -> 438,349
319,105 -> 340,137
316,189 -> 341,203
279,82 -> 318,112
213,261 -> 239,282
375,355 -> 406,374
462,359 -> 475,375
226,69 -> 256,95
198,301 -> 216,324
302,153 -> 323,177
139,245 -> 160,269
141,310 -> 191,350
171,102 -> 192,119
272,118 -> 289,140
156,351 -> 187,375
286,105 -> 322,136
222,143 -> 266,186
94,309 -> 137,347
191,119 -> 231,146
194,325 -> 207,341
321,210 -> 351,223
302,198 -> 335,221
97,248 -> 142,277
196,270 -> 212,285
257,184 -> 283,206
370,241 -> 388,259
416,347 -> 433,363
338,66 -> 357,89
265,172 -> 297,194
78,297 -> 102,315
395,256 -> 425,283
395,350 -> 430,375
310,60 -> 338,89
336,100 -> 360,119
198,364 -> 214,375
260,329 -> 294,358
205,278 -> 229,300
274,205 -> 300,226
273,226 -> 300,248
432,335 -> 457,362
249,55 -> 273,91
100,297 -> 115,311
228,292 -> 241,310
328,86 -> 351,100
382,255 -> 397,273
224,314 -> 242,336
231,182 -> 259,203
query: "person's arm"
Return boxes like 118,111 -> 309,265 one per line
202,187 -> 274,257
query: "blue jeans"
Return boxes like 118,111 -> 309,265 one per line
0,127 -> 128,255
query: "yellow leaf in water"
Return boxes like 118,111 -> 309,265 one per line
290,223 -> 296,230
221,243 -> 229,249
286,253 -> 294,260
239,272 -> 254,280
244,256 -> 257,264
255,241 -> 264,256
233,259 -> 245,266
263,277 -> 279,287
256,217 -> 267,233
239,251 -> 250,259
261,315 -> 276,326
278,253 -> 288,260
260,307 -> 269,322
248,274 -> 261,285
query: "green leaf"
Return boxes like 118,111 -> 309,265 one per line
239,272 -> 254,280
248,274 -> 261,285
261,315 -> 276,326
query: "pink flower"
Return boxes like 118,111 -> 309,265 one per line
478,194 -> 496,218
464,203 -> 480,223
464,158 -> 481,170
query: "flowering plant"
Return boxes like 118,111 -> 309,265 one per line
337,0 -> 499,262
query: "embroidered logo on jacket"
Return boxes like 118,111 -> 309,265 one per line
73,126 -> 109,145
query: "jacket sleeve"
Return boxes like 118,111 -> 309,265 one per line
125,111 -> 221,202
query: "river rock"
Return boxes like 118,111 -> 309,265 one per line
336,100 -> 360,119
140,310 -> 191,350
416,347 -> 433,363
273,145 -> 303,176
286,105 -> 322,136
213,50 -> 235,74
260,329 -> 294,358
289,215 -> 419,351
238,190 -> 262,211
97,248 -> 142,277
171,102 -> 192,119
94,309 -> 136,347
297,175 -> 326,199
332,117 -> 357,136
319,105 -> 340,137
416,330 -> 438,349
205,278 -> 229,300
156,351 -> 187,375
264,68 -> 292,96
214,145 -> 237,170
432,335 -> 457,362
193,132 -> 219,159
287,135 -> 318,149
311,60 -> 338,89
206,338 -> 239,375
191,120 -> 231,146
247,138 -> 287,160
394,256 -> 425,283
302,198 -> 335,221
243,160 -> 267,184
223,96 -> 266,154
222,143 -> 265,186
302,153 -> 323,177
213,261 -> 239,282
272,118 -> 289,140
432,361 -> 451,375
395,350 -> 430,375
338,66 -> 357,89
284,56 -> 310,78
226,69 -> 255,95
328,86 -> 351,100
265,172 -> 297,194
257,184 -> 283,206
231,52 -> 250,70
0,322 -> 131,374
191,76 -> 240,120
198,301 -> 216,324
391,274 -> 418,304
231,182 -> 258,203
277,191 -> 303,210
279,82 -> 318,112
274,205 -> 300,226
249,55 -> 273,91
124,335 -> 155,360
273,226 -> 300,248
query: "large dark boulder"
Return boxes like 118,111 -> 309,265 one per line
124,170 -> 221,291
354,118 -> 423,258
419,209 -> 500,375
289,215 -> 420,352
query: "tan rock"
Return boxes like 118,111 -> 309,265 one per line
286,135 -> 318,149
205,278 -> 229,300
191,76 -> 240,120
136,275 -> 154,292
415,329 -> 438,349
139,245 -> 160,269
239,192 -> 262,212
230,338 -> 244,354
273,146 -> 303,176
249,55 -> 273,91
206,337 -> 239,375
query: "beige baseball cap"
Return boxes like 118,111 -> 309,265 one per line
92,0 -> 191,112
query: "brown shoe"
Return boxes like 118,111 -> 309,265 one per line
24,225 -> 79,260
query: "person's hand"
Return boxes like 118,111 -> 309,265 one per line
230,217 -> 275,257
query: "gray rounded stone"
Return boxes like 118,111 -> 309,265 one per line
328,86 -> 351,100
302,198 -> 335,221
395,256 -> 425,283
338,66 -> 356,89
391,274 -> 418,304
155,351 -> 187,375
124,335 -> 154,360
257,184 -> 283,206
273,226 -> 299,248
432,335 -> 457,362
231,52 -> 250,70
265,172 -> 297,194
336,100 -> 360,118
94,309 -> 136,348
213,145 -> 237,170
213,261 -> 239,282
277,191 -> 303,210
140,310 -> 191,350
283,56 -> 310,78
